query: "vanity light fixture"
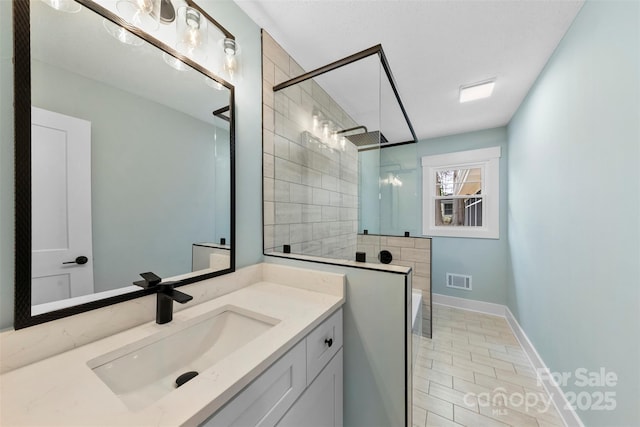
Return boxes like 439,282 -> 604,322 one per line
205,77 -> 225,91
307,112 -> 347,153
180,0 -> 241,82
116,0 -> 161,31
162,52 -> 189,71
103,19 -> 144,46
223,38 -> 237,56
41,0 -> 81,13
459,79 -> 496,103
101,0 -> 240,83
221,37 -> 240,82
176,6 -> 208,60
380,173 -> 403,187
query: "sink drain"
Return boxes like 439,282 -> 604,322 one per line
175,371 -> 199,388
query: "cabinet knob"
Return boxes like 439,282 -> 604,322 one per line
325,338 -> 333,347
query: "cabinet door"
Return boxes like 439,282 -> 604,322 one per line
201,340 -> 306,427
277,349 -> 343,427
306,309 -> 343,385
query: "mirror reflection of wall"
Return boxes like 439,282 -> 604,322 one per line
29,1 -> 232,313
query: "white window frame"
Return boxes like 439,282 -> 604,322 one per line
422,146 -> 501,239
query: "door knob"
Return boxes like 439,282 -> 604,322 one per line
63,256 -> 88,265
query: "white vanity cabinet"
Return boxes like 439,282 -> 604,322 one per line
201,308 -> 343,427
276,348 -> 343,427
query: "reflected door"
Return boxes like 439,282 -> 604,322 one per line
31,107 -> 94,305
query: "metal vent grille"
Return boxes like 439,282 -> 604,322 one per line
446,273 -> 472,291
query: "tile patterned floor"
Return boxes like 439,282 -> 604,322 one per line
413,305 -> 565,427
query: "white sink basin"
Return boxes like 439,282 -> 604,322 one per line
88,305 -> 279,411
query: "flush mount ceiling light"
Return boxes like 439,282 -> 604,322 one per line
459,79 -> 496,103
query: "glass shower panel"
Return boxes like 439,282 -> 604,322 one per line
379,143 -> 419,236
269,55 -> 382,262
378,66 -> 418,237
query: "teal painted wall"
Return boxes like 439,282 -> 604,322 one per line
0,0 -> 263,329
199,0 -> 263,270
266,256 -> 409,427
507,1 -> 640,424
378,127 -> 509,305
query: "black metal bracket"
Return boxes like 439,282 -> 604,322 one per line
273,44 -> 417,145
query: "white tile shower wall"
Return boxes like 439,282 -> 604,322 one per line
357,235 -> 432,337
263,32 -> 359,260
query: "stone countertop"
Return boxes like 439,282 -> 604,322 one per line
0,279 -> 345,426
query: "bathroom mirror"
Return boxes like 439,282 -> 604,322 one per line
13,0 -> 235,329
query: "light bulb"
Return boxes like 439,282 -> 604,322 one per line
116,0 -> 160,30
224,54 -> 237,81
322,122 -> 330,142
176,6 -> 208,60
41,0 -> 81,13
185,8 -> 202,48
136,0 -> 154,14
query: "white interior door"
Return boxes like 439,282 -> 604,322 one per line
31,106 -> 94,305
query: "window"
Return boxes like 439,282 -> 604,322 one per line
422,147 -> 500,239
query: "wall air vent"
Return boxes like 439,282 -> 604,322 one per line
446,273 -> 472,291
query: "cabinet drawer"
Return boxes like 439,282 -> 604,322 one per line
306,308 -> 343,385
201,340 -> 306,427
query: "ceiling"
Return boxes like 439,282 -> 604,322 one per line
235,0 -> 584,141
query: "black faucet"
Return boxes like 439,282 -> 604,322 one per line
134,272 -> 193,324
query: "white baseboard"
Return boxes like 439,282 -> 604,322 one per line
432,293 -> 583,427
504,307 -> 585,427
432,293 -> 506,317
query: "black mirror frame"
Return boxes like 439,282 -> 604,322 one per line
13,0 -> 236,330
